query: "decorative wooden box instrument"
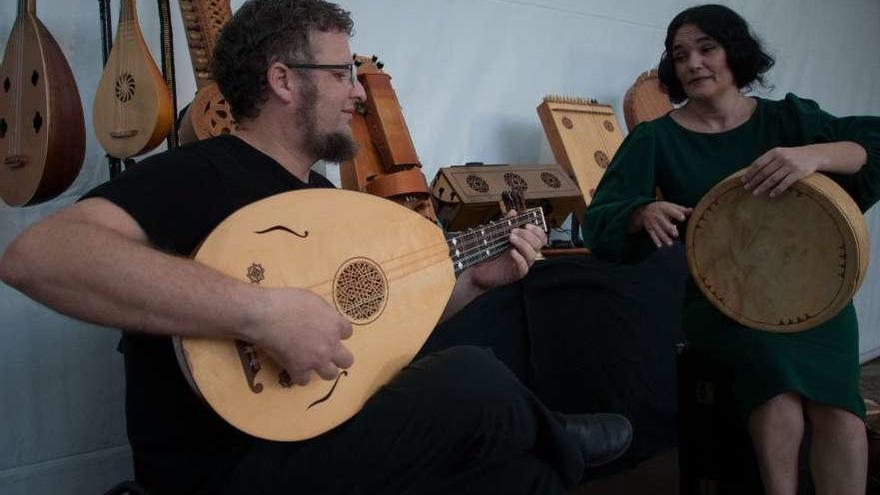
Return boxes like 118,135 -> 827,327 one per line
687,170 -> 869,333
537,95 -> 625,218
174,188 -> 547,440
431,163 -> 580,231
0,0 -> 85,206
622,69 -> 673,132
93,0 -> 174,159
340,55 -> 436,222
176,0 -> 234,142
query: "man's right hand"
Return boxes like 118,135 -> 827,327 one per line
246,287 -> 354,386
631,201 -> 693,248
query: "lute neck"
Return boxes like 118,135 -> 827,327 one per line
448,208 -> 547,275
119,0 -> 138,23
19,0 -> 36,17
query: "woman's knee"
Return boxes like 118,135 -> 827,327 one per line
805,402 -> 865,437
750,393 -> 804,436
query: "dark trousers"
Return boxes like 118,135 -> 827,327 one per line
218,346 -> 583,495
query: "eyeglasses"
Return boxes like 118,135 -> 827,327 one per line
285,63 -> 357,86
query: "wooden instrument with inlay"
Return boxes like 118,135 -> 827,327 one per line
686,170 -> 869,332
0,0 -> 85,206
341,55 -> 436,222
537,96 -> 624,219
174,189 -> 546,440
622,69 -> 673,132
93,0 -> 173,159
176,0 -> 234,142
431,163 -> 581,231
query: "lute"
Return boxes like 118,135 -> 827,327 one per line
0,0 -> 85,206
174,189 -> 546,441
93,0 -> 174,159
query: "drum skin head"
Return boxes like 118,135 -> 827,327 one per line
686,170 -> 869,333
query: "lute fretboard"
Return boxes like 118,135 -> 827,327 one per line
448,208 -> 547,274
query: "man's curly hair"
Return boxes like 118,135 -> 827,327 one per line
657,4 -> 774,104
212,0 -> 353,120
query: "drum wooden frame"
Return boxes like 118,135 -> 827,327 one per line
686,170 -> 869,333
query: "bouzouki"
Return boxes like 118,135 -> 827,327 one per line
0,0 -> 85,206
93,0 -> 174,159
176,0 -> 235,142
174,189 -> 546,441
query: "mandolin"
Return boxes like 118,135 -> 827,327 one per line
94,0 -> 173,159
176,0 -> 235,143
0,0 -> 85,206
174,189 -> 546,441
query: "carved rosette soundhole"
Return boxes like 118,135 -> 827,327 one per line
603,120 -> 615,132
115,73 -> 136,103
203,96 -> 235,135
333,258 -> 387,324
594,150 -> 610,169
0,119 -> 6,138
30,70 -> 39,86
3,77 -> 9,92
562,117 -> 574,129
466,175 -> 490,193
247,263 -> 265,285
504,173 -> 528,192
541,172 -> 562,189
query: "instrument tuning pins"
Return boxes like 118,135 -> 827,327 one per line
376,62 -> 384,69
371,55 -> 378,62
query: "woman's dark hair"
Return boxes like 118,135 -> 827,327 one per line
212,0 -> 354,120
657,4 -> 774,104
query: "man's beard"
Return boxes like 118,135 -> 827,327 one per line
296,76 -> 359,163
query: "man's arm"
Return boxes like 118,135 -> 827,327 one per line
0,198 -> 353,384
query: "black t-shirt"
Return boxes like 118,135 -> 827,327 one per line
83,135 -> 335,494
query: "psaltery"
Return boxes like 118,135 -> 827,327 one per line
93,0 -> 174,159
175,189 -> 546,440
537,95 -> 624,219
0,0 -> 85,206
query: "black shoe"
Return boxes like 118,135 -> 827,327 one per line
561,413 -> 633,468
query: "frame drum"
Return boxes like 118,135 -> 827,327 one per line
686,170 -> 869,332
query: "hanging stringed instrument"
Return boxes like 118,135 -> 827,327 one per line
341,54 -> 437,222
93,0 -> 173,159
0,0 -> 85,206
176,0 -> 235,143
174,189 -> 546,440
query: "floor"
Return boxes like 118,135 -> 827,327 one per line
570,359 -> 880,495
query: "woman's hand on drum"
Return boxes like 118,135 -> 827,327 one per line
633,201 -> 693,248
742,146 -> 823,197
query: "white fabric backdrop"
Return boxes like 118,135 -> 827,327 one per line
1,0 -> 878,492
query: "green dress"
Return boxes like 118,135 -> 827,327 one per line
583,93 -> 880,418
